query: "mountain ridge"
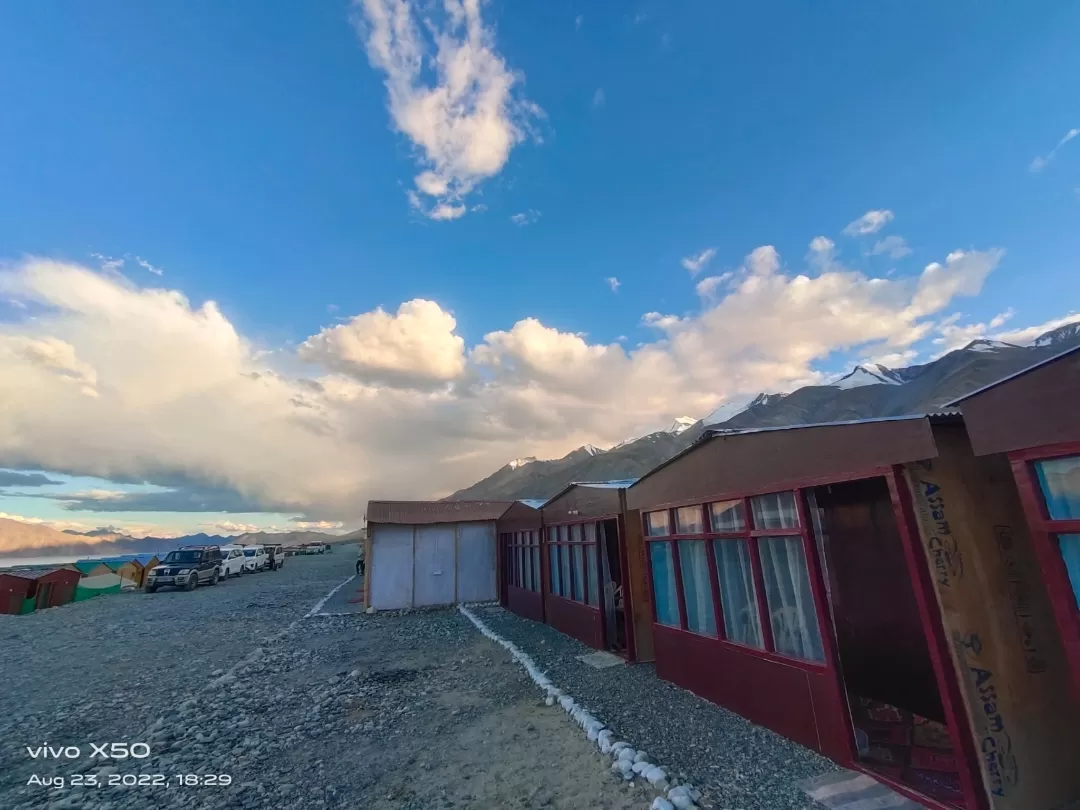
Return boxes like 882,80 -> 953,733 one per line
450,321 -> 1080,501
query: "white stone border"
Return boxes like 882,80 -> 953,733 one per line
458,604 -> 703,810
305,574 -> 356,617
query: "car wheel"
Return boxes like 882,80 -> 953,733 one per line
186,574 -> 198,591
210,569 -> 219,586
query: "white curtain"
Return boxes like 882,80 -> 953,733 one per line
678,541 -> 716,636
760,536 -> 823,661
714,539 -> 762,647
751,492 -> 799,530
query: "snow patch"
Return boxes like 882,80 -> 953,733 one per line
580,444 -> 602,456
831,364 -> 902,389
963,339 -> 1018,353
666,416 -> 697,435
508,457 -> 537,470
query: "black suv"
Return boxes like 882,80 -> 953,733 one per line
146,546 -> 223,592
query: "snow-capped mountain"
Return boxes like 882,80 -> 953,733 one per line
667,416 -> 697,435
452,321 -> 1080,501
508,457 -> 537,470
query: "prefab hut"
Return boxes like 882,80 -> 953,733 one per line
540,481 -> 654,663
364,500 -> 512,610
72,560 -> 125,600
0,568 -> 81,614
626,414 -> 1080,810
947,343 -> 1080,701
98,558 -> 144,589
498,500 -> 545,623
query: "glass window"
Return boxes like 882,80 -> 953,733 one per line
713,539 -> 763,647
675,506 -> 704,534
532,547 -> 541,592
751,492 -> 800,530
549,544 -> 561,595
1036,456 -> 1080,520
571,545 -> 585,601
709,500 -> 746,533
678,541 -> 716,636
649,542 -> 679,627
560,542 -> 572,598
1059,535 -> 1080,608
584,522 -> 597,544
585,544 -> 598,605
523,546 -> 533,591
646,510 -> 671,537
759,536 -> 823,661
571,523 -> 583,543
559,525 -> 569,542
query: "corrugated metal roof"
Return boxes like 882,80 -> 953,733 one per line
944,342 -> 1080,406
366,500 -> 513,525
517,498 -> 548,510
572,479 -> 640,489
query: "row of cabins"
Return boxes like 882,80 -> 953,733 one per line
365,344 -> 1080,810
0,554 -> 162,615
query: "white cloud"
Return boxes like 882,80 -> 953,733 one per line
575,14 -> 583,29
0,246 -> 1012,525
605,277 -> 621,292
510,209 -> 541,226
843,209 -> 894,236
809,236 -> 834,254
681,247 -> 717,275
0,335 -> 99,397
203,520 -> 262,534
135,256 -> 164,276
996,312 -> 1080,345
90,253 -> 125,274
931,310 -> 1013,356
871,235 -> 912,259
353,0 -> 543,219
1029,128 -> 1079,173
592,88 -> 605,107
298,298 -> 466,388
695,273 -> 733,299
292,519 -> 345,531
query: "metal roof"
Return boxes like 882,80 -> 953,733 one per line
366,500 -> 514,525
944,342 -> 1080,406
634,412 -> 959,490
517,498 -> 549,510
572,478 -> 640,489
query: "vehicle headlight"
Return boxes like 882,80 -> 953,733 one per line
176,569 -> 191,575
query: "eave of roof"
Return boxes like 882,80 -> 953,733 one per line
944,342 -> 1080,406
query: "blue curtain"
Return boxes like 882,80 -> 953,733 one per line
650,542 -> 679,627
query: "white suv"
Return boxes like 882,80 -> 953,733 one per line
241,545 -> 268,572
218,546 -> 247,579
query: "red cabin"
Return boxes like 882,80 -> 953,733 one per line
0,567 -> 81,614
626,414 -> 1080,810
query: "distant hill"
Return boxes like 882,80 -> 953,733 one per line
0,520 -> 348,558
450,321 -> 1080,501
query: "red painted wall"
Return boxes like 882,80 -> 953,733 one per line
36,569 -> 81,608
0,574 -> 32,615
507,584 -> 545,624
653,625 -> 851,761
545,593 -> 604,650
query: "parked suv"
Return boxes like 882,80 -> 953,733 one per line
218,546 -> 247,579
263,544 -> 284,571
146,546 -> 223,592
241,545 -> 268,572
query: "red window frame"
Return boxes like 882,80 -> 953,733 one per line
546,520 -> 602,610
642,489 -> 828,669
505,530 -> 541,593
1010,444 -> 1080,683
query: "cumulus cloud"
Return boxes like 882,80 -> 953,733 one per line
843,209 -> 894,236
695,273 -> 733,299
871,235 -> 912,259
298,299 -> 466,388
1030,128 -> 1079,173
353,0 -> 543,219
681,247 -> 717,275
931,309 -> 1015,357
605,277 -> 621,292
0,247 -> 1018,526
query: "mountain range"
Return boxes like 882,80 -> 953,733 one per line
450,321 -> 1080,501
0,517 -> 359,558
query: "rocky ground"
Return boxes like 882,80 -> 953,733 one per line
0,550 -> 654,810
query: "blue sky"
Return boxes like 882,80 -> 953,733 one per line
0,0 -> 1078,538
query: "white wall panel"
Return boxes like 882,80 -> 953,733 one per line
370,525 -> 414,610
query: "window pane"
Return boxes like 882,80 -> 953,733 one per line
713,539 -> 762,647
751,492 -> 800,530
532,547 -> 542,592
549,544 -> 561,594
559,525 -> 569,542
1036,456 -> 1080,520
548,527 -> 557,544
649,542 -> 679,627
759,536 -> 823,661
1059,535 -> 1080,608
675,506 -> 704,534
523,545 -> 533,591
571,545 -> 585,601
584,522 -> 597,544
678,541 -> 716,636
512,546 -> 520,587
560,543 -> 572,598
571,523 -> 583,543
585,544 -> 598,605
646,510 -> 671,537
710,500 -> 746,533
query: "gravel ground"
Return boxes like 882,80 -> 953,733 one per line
0,551 -> 653,810
474,604 -> 840,810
